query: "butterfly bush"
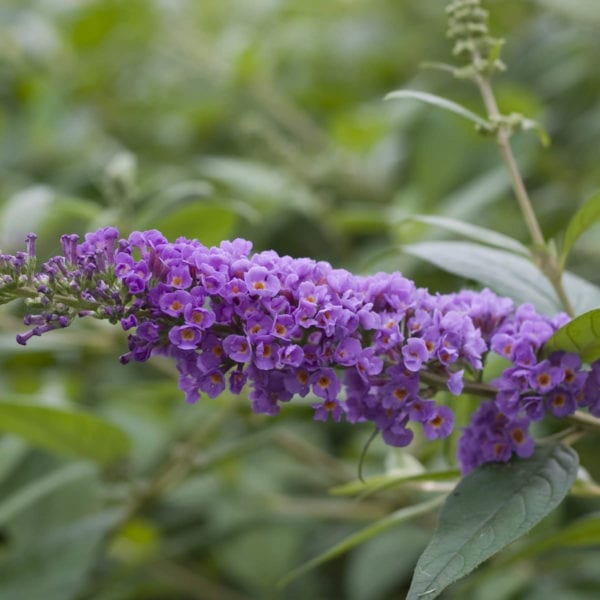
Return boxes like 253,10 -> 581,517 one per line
3,227 -> 599,474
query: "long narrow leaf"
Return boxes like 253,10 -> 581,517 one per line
501,512 -> 600,566
385,90 -> 489,128
330,469 -> 460,498
0,402 -> 130,465
279,494 -> 446,587
404,241 -> 600,315
403,241 -> 560,314
559,190 -> 600,269
0,463 -> 94,526
407,215 -> 530,256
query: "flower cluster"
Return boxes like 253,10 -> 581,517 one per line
4,228 -> 599,474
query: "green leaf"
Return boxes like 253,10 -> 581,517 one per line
0,436 -> 28,485
385,90 -> 490,128
151,203 -> 238,247
346,525 -> 430,600
562,272 -> 600,316
537,0 -> 600,23
502,512 -> 600,565
330,469 -> 459,498
406,215 -> 530,256
0,462 -> 120,600
198,156 -> 319,212
544,308 -> 600,362
406,443 -> 579,600
559,191 -> 600,270
403,241 -> 560,314
0,402 -> 130,465
138,180 -> 213,224
0,463 -> 93,526
520,117 -> 551,147
279,494 -> 446,588
403,240 -> 600,315
0,187 -> 99,256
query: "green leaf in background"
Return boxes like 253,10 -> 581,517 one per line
562,271 -> 600,317
406,215 -> 530,256
559,190 -> 600,270
197,156 -> 319,212
0,462 -> 121,600
403,240 -> 600,315
502,511 -> 600,566
151,202 -> 238,247
345,525 -> 430,600
280,494 -> 446,588
385,90 -> 490,129
406,443 -> 579,600
536,0 -> 600,23
0,186 -> 54,250
0,402 -> 130,465
330,469 -> 459,499
0,187 -> 100,255
403,241 -> 560,314
544,308 -> 600,362
0,463 -> 94,527
137,180 -> 214,225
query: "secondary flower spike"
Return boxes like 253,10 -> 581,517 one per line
6,228 -> 599,474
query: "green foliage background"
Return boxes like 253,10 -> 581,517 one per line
1,0 -> 600,598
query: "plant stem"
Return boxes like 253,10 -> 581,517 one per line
473,72 -> 575,317
568,410 -> 600,430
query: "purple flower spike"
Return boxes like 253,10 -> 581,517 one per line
13,225 -> 598,475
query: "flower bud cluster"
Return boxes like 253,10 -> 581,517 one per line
6,228 -> 600,473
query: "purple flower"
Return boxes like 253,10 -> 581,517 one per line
310,368 -> 341,401
312,398 -> 344,422
447,370 -> 464,395
160,291 -> 193,317
168,325 -> 202,350
223,334 -> 252,363
183,305 -> 216,329
244,266 -> 281,297
333,338 -> 362,367
167,265 -> 192,289
278,344 -> 304,368
199,370 -> 226,398
527,361 -> 564,394
402,338 -> 430,372
271,314 -> 297,340
546,388 -> 577,418
284,368 -> 311,396
507,420 -> 535,458
229,368 -> 248,394
382,373 -> 419,408
381,419 -> 414,447
254,339 -> 279,370
422,405 -> 454,439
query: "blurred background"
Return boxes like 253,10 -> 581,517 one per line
1,0 -> 600,598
